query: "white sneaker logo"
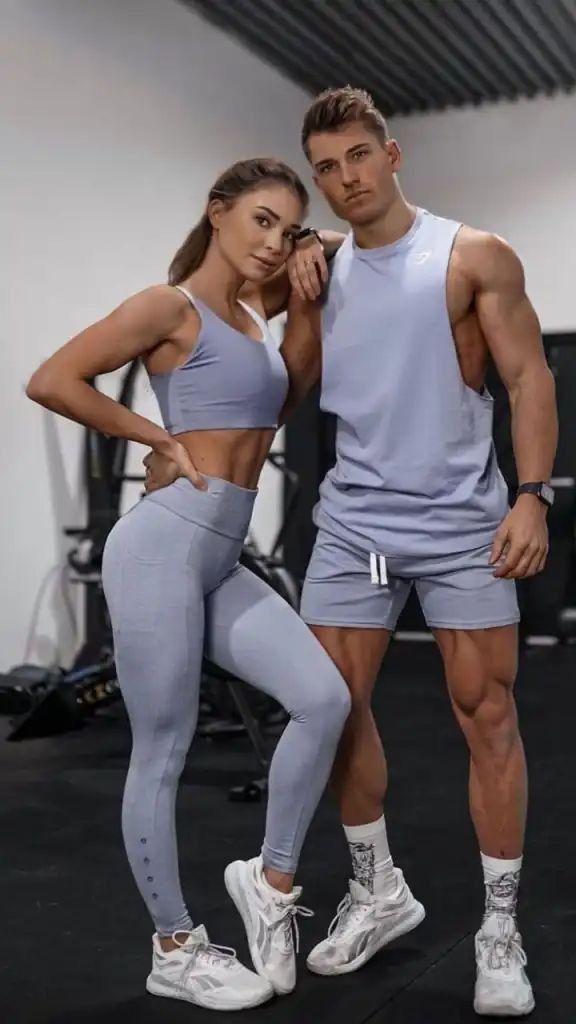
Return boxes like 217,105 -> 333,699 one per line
413,251 -> 431,265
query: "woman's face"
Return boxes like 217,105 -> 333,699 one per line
210,186 -> 305,282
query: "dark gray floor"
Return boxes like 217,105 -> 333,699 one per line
1,642 -> 575,1023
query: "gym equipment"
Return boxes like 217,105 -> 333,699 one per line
493,336 -> 576,642
68,360 -> 140,669
284,383 -> 336,585
0,664 -> 62,716
1,365 -> 140,739
4,658 -> 119,741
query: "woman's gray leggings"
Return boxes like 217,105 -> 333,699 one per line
101,477 -> 351,936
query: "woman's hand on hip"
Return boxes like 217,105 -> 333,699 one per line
143,440 -> 206,492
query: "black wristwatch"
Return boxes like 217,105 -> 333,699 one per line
516,481 -> 555,508
294,227 -> 324,250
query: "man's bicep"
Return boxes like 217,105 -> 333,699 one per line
474,239 -> 546,390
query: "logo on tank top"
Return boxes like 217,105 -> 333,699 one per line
413,251 -> 431,264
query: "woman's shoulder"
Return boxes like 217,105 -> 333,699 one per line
127,283 -> 200,333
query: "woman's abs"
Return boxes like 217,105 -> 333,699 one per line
176,427 -> 275,489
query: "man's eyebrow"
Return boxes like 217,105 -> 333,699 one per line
315,143 -> 370,170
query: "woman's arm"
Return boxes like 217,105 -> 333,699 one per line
26,285 -> 205,486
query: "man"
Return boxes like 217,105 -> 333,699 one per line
278,87 -> 557,1017
143,87 -> 557,1016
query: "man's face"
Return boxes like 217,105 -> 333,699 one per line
308,123 -> 401,226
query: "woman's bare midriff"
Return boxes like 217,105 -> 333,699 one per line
175,427 -> 276,490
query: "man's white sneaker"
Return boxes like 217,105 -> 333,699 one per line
146,924 -> 274,1011
224,856 -> 313,995
474,913 -> 535,1017
306,869 -> 425,976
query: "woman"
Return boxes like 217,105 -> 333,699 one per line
26,158 -> 350,1011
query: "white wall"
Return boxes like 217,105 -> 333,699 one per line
8,5 -> 572,672
2,0 -> 327,669
389,92 -> 576,332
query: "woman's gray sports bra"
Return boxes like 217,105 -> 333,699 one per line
147,286 -> 288,433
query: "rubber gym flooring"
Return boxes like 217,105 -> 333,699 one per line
2,641 -> 575,1023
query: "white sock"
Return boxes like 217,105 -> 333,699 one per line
343,815 -> 397,898
481,852 -> 523,922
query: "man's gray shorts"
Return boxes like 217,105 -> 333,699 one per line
300,528 -> 520,631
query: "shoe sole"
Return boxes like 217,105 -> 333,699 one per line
224,860 -> 294,996
473,994 -> 536,1017
146,973 -> 273,1011
306,899 -> 426,977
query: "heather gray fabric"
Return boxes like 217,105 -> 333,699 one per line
148,287 -> 288,432
301,527 -> 519,630
315,208 -> 510,558
301,208 -> 517,630
102,477 -> 351,936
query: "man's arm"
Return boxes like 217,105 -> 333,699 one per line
241,229 -> 345,319
471,233 -> 557,485
278,293 -> 322,424
467,232 -> 558,577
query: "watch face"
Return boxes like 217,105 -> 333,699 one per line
541,483 -> 554,505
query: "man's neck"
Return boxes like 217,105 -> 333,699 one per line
352,197 -> 418,250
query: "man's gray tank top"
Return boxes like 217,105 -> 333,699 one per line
315,207 -> 509,557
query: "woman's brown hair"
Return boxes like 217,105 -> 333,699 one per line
168,157 -> 309,285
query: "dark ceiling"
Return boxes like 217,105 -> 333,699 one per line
186,0 -> 576,116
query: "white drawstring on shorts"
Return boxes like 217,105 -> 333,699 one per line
369,552 -> 388,586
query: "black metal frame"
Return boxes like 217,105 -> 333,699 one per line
186,0 -> 576,117
67,362 -> 140,668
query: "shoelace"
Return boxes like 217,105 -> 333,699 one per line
328,893 -> 369,939
174,933 -> 238,970
274,902 -> 314,955
480,931 -> 527,972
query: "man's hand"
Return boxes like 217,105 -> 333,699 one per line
490,496 -> 549,579
287,235 -> 328,302
143,441 -> 205,493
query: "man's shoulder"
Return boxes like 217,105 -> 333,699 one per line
452,225 -> 520,285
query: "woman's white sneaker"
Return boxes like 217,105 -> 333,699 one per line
474,913 -> 535,1017
306,869 -> 425,976
146,924 -> 274,1011
224,855 -> 314,995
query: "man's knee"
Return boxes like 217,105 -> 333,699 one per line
340,696 -> 372,739
321,675 -> 353,728
335,692 -> 379,760
453,680 -> 520,760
